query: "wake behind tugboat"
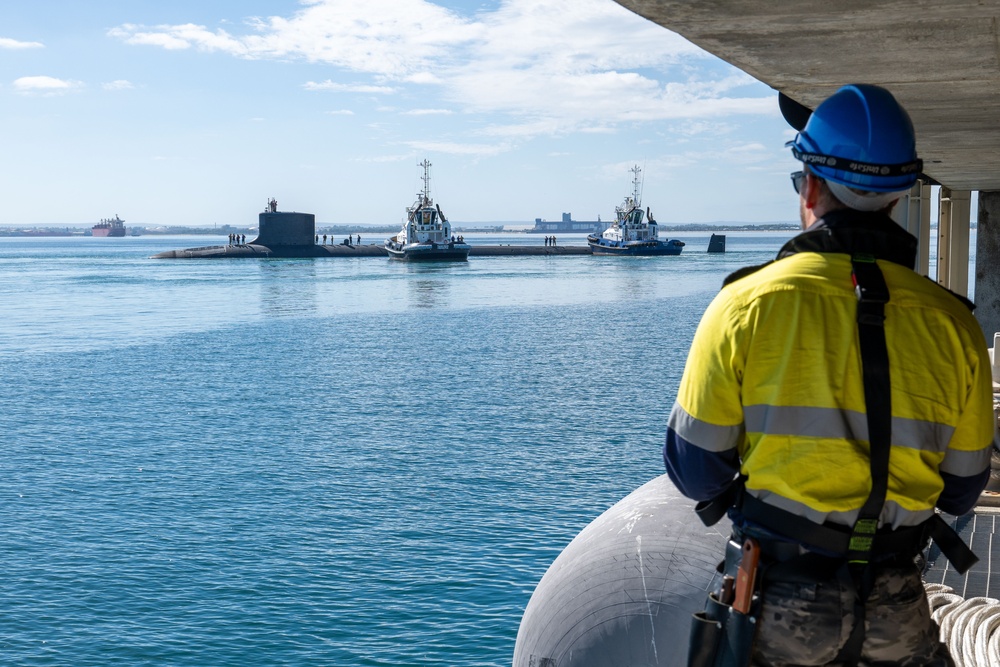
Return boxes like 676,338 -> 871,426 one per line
384,159 -> 471,262
587,165 -> 685,256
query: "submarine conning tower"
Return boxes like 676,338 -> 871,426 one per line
251,197 -> 315,247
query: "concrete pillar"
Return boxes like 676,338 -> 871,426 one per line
937,188 -> 972,296
892,180 -> 931,274
976,191 -> 1000,340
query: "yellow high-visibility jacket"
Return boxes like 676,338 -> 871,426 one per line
667,216 -> 994,531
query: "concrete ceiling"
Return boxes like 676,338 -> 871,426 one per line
614,0 -> 1000,192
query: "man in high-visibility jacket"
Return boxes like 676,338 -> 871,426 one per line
666,84 -> 995,666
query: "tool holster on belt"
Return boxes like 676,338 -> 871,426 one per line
687,538 -> 762,667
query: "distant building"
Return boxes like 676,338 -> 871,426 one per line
530,212 -> 607,234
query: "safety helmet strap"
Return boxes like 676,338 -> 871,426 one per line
789,145 -> 922,179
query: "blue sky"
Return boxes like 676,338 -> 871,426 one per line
0,0 -> 799,228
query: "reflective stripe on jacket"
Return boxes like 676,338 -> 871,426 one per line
668,242 -> 994,531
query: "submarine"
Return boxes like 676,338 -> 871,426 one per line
151,199 -> 592,259
152,199 -> 386,259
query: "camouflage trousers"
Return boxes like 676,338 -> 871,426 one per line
752,562 -> 953,667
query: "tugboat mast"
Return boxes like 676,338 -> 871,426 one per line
629,164 -> 643,208
419,159 -> 432,205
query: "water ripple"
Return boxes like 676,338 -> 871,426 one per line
0,234 -> 793,666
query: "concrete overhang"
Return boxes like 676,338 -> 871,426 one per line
614,0 -> 1000,192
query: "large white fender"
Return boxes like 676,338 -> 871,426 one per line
513,474 -> 730,666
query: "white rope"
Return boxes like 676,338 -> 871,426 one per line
926,583 -> 1000,666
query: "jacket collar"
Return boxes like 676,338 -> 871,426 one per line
777,208 -> 918,269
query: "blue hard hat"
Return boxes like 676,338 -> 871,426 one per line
787,84 -> 922,192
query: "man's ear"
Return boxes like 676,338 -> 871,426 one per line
803,172 -> 823,210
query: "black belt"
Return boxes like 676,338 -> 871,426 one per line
739,492 -> 929,560
699,483 -> 977,574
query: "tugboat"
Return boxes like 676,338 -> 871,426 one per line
587,166 -> 685,256
92,215 -> 126,238
384,159 -> 471,261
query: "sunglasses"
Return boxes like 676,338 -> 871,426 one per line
790,170 -> 805,195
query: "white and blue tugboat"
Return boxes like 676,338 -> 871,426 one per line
385,159 -> 471,261
587,165 -> 685,256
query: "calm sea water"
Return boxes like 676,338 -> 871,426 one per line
0,230 -> 838,666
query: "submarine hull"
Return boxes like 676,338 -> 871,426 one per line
151,244 -> 594,259
150,244 -> 387,259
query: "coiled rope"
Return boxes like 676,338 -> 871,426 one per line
927,583 -> 1000,666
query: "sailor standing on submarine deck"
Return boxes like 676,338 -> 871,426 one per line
665,84 -> 995,666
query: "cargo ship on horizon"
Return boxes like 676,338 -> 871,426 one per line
92,215 -> 126,237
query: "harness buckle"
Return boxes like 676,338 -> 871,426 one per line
853,254 -> 889,331
852,254 -> 889,305
847,518 -> 879,564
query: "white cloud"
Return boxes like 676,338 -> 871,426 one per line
108,23 -> 248,53
13,76 -> 82,95
357,153 -> 416,163
405,140 -> 512,157
402,109 -> 453,116
326,109 -> 355,115
714,142 -> 774,166
405,72 -> 442,85
631,141 -> 782,175
0,37 -> 44,49
108,0 -> 774,137
102,79 -> 135,91
109,0 -> 478,74
670,119 -> 736,137
304,80 -> 395,94
483,118 -> 576,139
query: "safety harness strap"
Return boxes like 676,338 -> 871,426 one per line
831,255 -> 893,666
848,255 -> 892,564
846,257 -> 976,573
927,514 -> 979,574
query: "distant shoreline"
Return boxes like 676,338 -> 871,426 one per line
0,222 -> 803,237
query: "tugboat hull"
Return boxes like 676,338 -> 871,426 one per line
385,242 -> 471,261
587,237 -> 685,256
